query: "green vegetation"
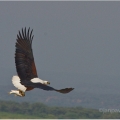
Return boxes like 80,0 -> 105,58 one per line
0,100 -> 119,119
0,112 -> 40,119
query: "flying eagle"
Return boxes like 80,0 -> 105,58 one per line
9,27 -> 74,97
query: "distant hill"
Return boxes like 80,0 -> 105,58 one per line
0,100 -> 120,119
1,84 -> 120,109
1,70 -> 120,109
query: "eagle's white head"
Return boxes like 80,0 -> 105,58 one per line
31,78 -> 50,85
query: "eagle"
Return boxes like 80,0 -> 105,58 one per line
9,27 -> 74,97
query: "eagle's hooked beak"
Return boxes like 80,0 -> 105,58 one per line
43,81 -> 50,85
47,82 -> 50,85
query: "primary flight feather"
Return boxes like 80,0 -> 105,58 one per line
9,27 -> 74,97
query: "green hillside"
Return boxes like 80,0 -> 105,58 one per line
0,112 -> 40,119
0,100 -> 120,119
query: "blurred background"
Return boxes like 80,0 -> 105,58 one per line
0,2 -> 120,109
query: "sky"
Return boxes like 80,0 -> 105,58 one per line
0,2 -> 120,91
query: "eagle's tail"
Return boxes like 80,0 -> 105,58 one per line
12,75 -> 26,92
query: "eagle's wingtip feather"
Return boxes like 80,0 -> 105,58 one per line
55,87 -> 74,94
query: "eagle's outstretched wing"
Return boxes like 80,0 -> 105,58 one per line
21,80 -> 74,94
15,27 -> 38,81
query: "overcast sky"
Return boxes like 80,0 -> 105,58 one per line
0,2 -> 120,87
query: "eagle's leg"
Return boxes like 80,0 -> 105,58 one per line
19,90 -> 25,97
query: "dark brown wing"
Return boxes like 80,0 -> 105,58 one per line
21,80 -> 74,94
15,27 -> 38,81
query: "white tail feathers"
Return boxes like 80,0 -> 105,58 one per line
12,76 -> 26,92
